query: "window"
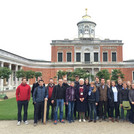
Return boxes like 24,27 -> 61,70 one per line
67,52 -> 71,62
103,52 -> 108,62
94,52 -> 98,62
112,52 -> 116,62
76,53 -> 81,62
58,52 -> 62,62
84,53 -> 90,62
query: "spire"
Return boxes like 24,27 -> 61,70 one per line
82,8 -> 91,19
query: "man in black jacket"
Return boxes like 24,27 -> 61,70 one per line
62,78 -> 70,120
51,79 -> 65,125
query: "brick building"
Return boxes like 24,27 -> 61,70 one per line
0,10 -> 134,90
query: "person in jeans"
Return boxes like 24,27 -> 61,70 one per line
88,82 -> 99,123
46,78 -> 55,121
108,81 -> 119,122
119,82 -> 130,122
76,78 -> 88,123
16,77 -> 31,126
51,79 -> 65,125
62,78 -> 70,120
98,78 -> 108,121
129,83 -> 134,124
66,81 -> 76,123
33,80 -> 48,126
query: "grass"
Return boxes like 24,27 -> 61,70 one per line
0,97 -> 67,120
0,98 -> 127,120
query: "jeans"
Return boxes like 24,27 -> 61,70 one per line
68,101 -> 74,122
47,99 -> 54,120
54,99 -> 64,121
34,101 -> 44,123
121,107 -> 130,121
88,102 -> 97,120
17,100 -> 28,122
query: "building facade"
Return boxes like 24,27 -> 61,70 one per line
0,10 -> 134,91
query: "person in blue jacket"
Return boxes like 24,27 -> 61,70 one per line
33,80 -> 48,126
87,81 -> 99,123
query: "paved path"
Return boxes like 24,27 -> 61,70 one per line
0,120 -> 134,134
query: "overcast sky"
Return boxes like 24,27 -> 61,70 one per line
0,0 -> 134,61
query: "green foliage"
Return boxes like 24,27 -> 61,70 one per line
0,67 -> 11,79
57,68 -> 94,81
111,69 -> 124,83
25,70 -> 35,80
35,72 -> 42,79
96,69 -> 110,81
16,69 -> 26,78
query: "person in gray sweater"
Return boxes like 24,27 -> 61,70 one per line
33,80 -> 48,125
129,83 -> 134,124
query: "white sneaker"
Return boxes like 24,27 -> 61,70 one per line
83,119 -> 86,122
24,120 -> 29,125
17,121 -> 21,126
79,119 -> 82,123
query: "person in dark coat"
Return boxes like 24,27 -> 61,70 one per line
76,78 -> 88,122
46,78 -> 55,121
51,79 -> 65,125
31,76 -> 45,121
66,82 -> 76,123
129,83 -> 134,124
87,82 -> 99,123
119,82 -> 130,121
62,78 -> 70,120
74,75 -> 80,119
108,81 -> 119,122
95,76 -> 100,119
33,80 -> 48,126
84,78 -> 90,120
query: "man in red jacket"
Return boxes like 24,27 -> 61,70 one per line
16,77 -> 31,126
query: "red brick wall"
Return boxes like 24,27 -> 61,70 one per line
51,46 -> 74,62
100,46 -> 123,62
22,66 -> 74,85
101,68 -> 134,82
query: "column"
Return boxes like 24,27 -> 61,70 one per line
15,65 -> 18,86
0,62 -> 4,91
8,63 -> 12,87
92,68 -> 95,76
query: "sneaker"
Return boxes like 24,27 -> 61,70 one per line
24,120 -> 29,125
88,120 -> 92,122
54,120 -> 57,125
34,123 -> 37,126
79,119 -> 82,123
17,121 -> 21,126
60,120 -> 65,123
83,119 -> 86,122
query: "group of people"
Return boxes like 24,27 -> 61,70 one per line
15,75 -> 134,126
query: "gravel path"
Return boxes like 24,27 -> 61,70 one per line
0,120 -> 134,134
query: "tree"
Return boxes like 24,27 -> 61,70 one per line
111,69 -> 124,83
0,67 -> 12,80
0,67 -> 12,94
35,72 -> 42,79
16,69 -> 26,79
25,70 -> 35,81
57,68 -> 94,81
96,69 -> 110,81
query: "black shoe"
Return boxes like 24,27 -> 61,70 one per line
88,120 -> 93,122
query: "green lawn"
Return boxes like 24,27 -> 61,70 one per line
0,97 -> 66,120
